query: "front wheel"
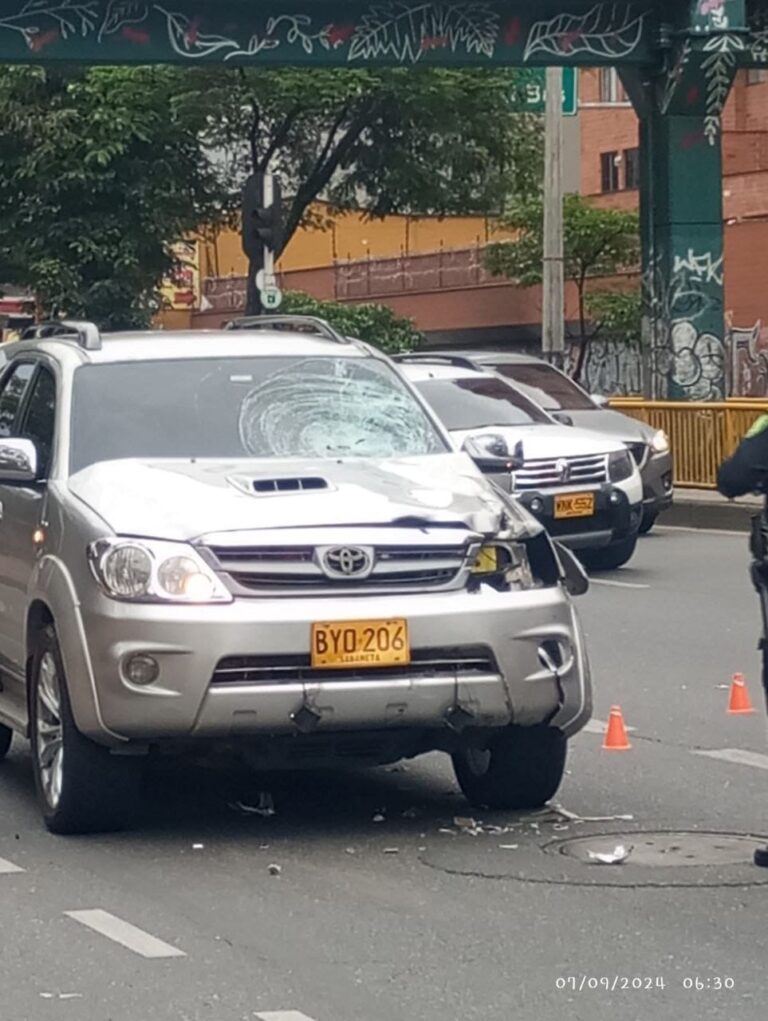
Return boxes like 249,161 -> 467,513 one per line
580,535 -> 638,572
638,511 -> 658,535
452,725 -> 567,810
30,625 -> 142,835
0,724 -> 11,761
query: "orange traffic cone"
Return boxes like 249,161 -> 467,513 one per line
727,673 -> 756,715
603,705 -> 632,751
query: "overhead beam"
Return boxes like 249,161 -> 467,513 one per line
0,1 -> 663,67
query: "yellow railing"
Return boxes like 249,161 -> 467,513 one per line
608,398 -> 768,489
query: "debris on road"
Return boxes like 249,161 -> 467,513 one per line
268,863 -> 282,876
230,792 -> 276,817
554,805 -> 634,824
192,843 -> 204,850
402,807 -> 421,819
383,847 -> 399,854
453,816 -> 478,830
499,844 -> 519,850
587,844 -> 633,866
40,993 -> 83,1000
372,813 -> 386,823
345,847 -> 356,855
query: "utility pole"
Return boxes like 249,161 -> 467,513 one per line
542,66 -> 565,367
242,172 -> 284,315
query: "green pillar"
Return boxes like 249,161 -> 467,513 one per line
627,0 -> 747,400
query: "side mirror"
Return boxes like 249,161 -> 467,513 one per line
554,541 -> 589,596
590,394 -> 609,409
0,438 -> 38,484
552,412 -> 574,426
464,435 -> 524,473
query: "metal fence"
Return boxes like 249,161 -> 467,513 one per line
609,398 -> 768,489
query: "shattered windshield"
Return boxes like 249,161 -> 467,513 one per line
70,356 -> 446,473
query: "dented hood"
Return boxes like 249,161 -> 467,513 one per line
67,453 -> 518,542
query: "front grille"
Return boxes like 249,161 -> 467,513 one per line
513,454 -> 607,491
628,443 -> 648,469
206,542 -> 470,594
210,646 -> 498,686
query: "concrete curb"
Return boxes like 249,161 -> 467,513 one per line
660,496 -> 760,533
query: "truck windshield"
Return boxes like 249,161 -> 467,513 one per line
70,356 -> 446,473
416,377 -> 552,431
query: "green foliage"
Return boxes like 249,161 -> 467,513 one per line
183,66 -> 544,252
585,289 -> 642,344
484,195 -> 640,289
281,291 -> 423,354
0,66 -> 224,329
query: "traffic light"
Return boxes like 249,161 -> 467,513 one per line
241,173 -> 283,262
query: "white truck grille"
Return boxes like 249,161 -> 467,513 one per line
513,454 -> 607,491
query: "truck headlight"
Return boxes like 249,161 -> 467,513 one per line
89,539 -> 232,604
608,450 -> 634,483
651,429 -> 670,454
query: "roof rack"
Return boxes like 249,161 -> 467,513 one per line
392,352 -> 480,371
20,319 -> 101,351
225,315 -> 350,345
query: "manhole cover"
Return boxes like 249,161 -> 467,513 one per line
555,831 -> 761,868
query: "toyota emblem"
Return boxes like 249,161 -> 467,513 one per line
319,545 -> 374,580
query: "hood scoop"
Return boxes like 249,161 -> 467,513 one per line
227,474 -> 331,497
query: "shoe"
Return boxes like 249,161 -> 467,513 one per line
754,846 -> 768,868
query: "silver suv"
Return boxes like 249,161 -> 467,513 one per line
0,316 -> 591,834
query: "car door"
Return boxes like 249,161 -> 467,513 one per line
0,361 -> 56,679
0,359 -> 39,723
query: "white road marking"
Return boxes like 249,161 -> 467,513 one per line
692,748 -> 768,772
0,856 -> 24,874
591,578 -> 650,590
656,525 -> 745,538
65,909 -> 186,959
583,719 -> 637,735
256,1014 -> 319,1021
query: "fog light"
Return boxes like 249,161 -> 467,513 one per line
125,654 -> 159,686
530,498 -> 544,513
609,490 -> 621,505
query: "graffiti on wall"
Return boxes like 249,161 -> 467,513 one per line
0,0 -> 655,64
579,340 -> 642,397
643,248 -> 726,401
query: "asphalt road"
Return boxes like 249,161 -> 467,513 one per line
2,526 -> 768,1021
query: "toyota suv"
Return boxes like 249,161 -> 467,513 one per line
0,316 -> 591,834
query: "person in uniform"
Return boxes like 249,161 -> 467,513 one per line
718,414 -> 768,868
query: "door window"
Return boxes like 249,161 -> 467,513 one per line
0,362 -> 35,438
19,367 -> 56,477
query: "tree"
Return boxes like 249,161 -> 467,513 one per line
0,66 -> 225,329
484,195 -> 640,382
584,290 -> 642,345
280,291 -> 423,354
182,67 -> 544,311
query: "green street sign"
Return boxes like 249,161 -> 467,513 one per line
517,69 -> 578,117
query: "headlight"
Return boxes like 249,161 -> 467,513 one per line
89,539 -> 232,604
651,429 -> 670,454
470,542 -> 534,589
608,450 -> 634,483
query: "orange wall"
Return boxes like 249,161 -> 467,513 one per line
201,204 -> 500,279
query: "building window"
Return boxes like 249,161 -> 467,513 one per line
599,67 -> 626,104
624,147 -> 640,190
747,68 -> 768,84
600,151 -> 620,193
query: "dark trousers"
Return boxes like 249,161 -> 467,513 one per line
751,561 -> 768,711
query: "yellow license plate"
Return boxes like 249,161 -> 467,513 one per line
554,493 -> 595,519
311,619 -> 410,669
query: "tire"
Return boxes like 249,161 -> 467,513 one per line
0,724 -> 11,760
452,725 -> 567,811
638,511 -> 658,536
30,625 -> 142,835
580,535 -> 638,572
